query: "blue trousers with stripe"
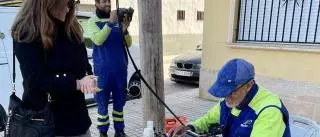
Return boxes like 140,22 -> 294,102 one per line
94,71 -> 127,132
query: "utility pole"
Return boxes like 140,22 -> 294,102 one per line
138,0 -> 165,134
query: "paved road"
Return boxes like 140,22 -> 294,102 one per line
87,55 -> 213,137
88,80 -> 213,137
0,55 -> 214,137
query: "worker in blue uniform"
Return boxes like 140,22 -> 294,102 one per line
87,0 -> 132,136
169,58 -> 291,137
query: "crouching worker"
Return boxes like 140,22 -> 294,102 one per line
169,58 -> 291,137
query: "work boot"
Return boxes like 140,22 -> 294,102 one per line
100,131 -> 108,137
114,131 -> 128,137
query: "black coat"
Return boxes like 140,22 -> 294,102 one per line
14,24 -> 93,136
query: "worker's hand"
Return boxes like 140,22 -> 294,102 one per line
109,10 -> 118,23
168,125 -> 190,137
122,13 -> 131,33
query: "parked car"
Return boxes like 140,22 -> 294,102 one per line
169,44 -> 202,84
0,6 -> 141,110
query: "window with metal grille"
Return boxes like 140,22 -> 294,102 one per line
177,10 -> 185,20
237,0 -> 320,44
197,11 -> 204,20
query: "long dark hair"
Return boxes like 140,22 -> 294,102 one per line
11,0 -> 83,49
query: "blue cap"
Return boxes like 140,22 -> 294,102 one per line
208,58 -> 255,98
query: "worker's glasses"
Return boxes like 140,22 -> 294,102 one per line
227,79 -> 253,97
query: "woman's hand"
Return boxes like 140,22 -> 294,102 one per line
76,75 -> 101,93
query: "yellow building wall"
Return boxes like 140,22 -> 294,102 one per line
200,0 -> 320,123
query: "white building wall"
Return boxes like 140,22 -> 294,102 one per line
162,0 -> 204,34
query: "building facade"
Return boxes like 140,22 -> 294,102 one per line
201,0 -> 320,123
79,0 -> 204,55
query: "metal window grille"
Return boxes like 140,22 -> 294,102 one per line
177,10 -> 185,20
237,0 -> 320,44
197,11 -> 204,20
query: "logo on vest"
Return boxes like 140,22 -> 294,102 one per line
240,120 -> 253,128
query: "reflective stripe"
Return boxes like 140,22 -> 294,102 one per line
112,110 -> 123,115
98,114 -> 109,119
113,117 -> 124,122
87,16 -> 112,46
97,121 -> 110,126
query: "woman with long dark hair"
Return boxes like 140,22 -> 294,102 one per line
11,0 -> 98,136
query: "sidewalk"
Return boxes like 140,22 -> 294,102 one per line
88,86 -> 216,136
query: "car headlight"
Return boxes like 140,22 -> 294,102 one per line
170,61 -> 176,67
195,64 -> 201,69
